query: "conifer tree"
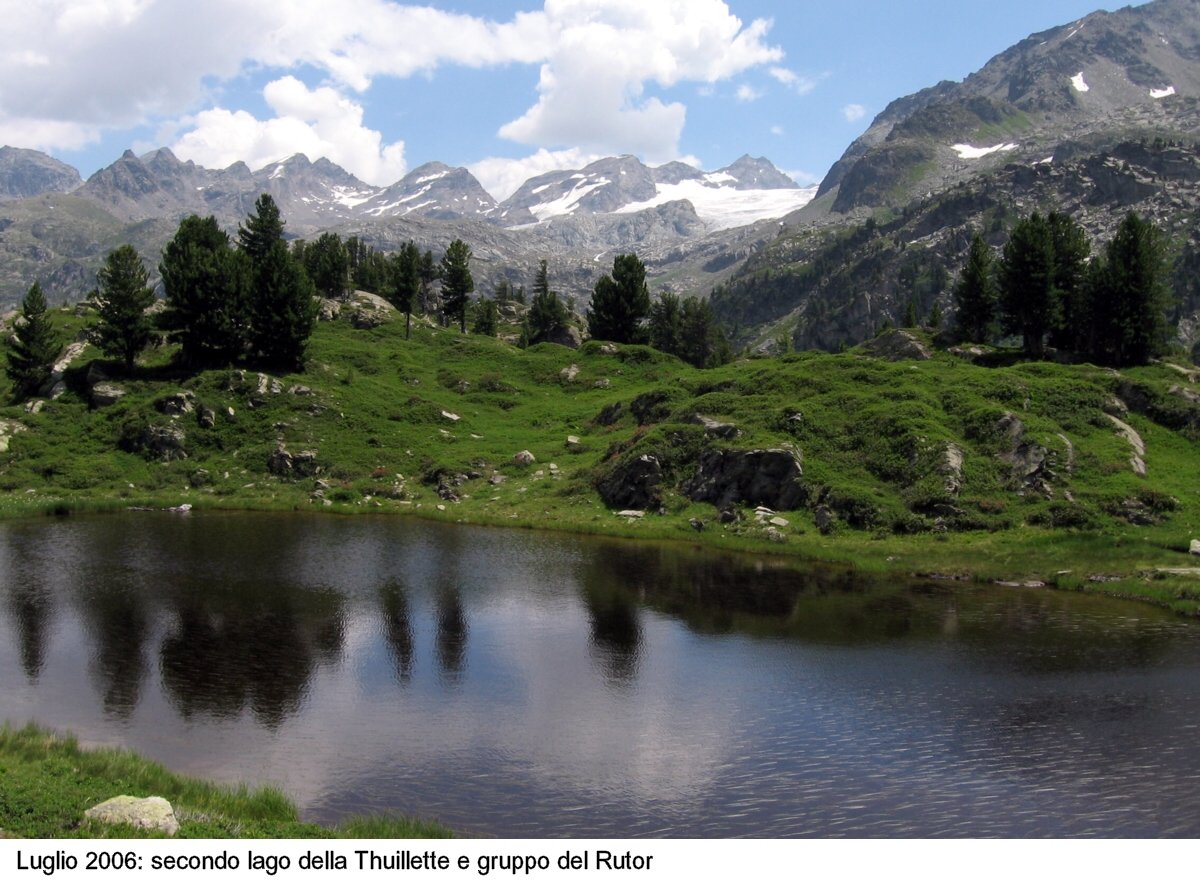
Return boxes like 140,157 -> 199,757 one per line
954,233 -> 998,343
587,253 -> 650,344
6,281 -> 61,400
95,244 -> 156,372
439,239 -> 474,333
238,194 -> 316,370
390,240 -> 421,340
305,232 -> 350,300
999,213 -> 1059,358
648,291 -> 682,355
159,215 -> 249,369
525,259 -> 568,346
1088,212 -> 1173,366
472,298 -> 499,336
1046,211 -> 1091,352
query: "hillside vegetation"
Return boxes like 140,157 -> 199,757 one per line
3,300 -> 1200,613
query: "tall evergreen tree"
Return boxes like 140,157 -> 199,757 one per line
305,232 -> 350,300
6,281 -> 61,400
159,215 -> 249,369
677,296 -> 732,368
648,291 -> 683,355
587,253 -> 651,344
525,259 -> 568,346
390,240 -> 421,340
998,213 -> 1059,358
238,194 -> 317,370
1088,211 -> 1173,366
1047,211 -> 1091,352
472,298 -> 499,336
95,245 -> 156,372
954,233 -> 999,343
439,239 -> 474,333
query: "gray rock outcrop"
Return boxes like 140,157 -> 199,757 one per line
683,448 -> 806,511
596,453 -> 663,510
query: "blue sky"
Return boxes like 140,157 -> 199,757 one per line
0,1 -> 1138,198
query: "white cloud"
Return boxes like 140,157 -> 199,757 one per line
0,0 -> 782,171
736,84 -> 763,103
170,77 -> 406,185
469,147 -> 606,201
842,103 -> 867,122
770,125 -> 784,136
769,66 -> 818,95
497,0 -> 781,161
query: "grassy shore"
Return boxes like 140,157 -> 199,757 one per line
2,302 -> 1200,614
0,724 -> 452,838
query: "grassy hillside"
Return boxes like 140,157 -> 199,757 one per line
4,301 -> 1200,614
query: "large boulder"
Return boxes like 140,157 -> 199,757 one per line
90,382 -> 125,408
862,329 -> 932,361
683,448 -> 806,511
84,796 -> 178,836
128,424 -> 187,461
597,453 -> 663,510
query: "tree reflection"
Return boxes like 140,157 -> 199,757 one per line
379,579 -> 414,684
435,581 -> 468,682
159,587 -> 346,729
6,589 -> 52,682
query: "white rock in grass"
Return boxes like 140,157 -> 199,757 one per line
84,796 -> 179,836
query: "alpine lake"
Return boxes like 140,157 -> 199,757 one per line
3,510 -> 1200,838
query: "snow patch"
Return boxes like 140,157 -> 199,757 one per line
531,183 -> 552,194
703,172 -> 737,185
528,177 -> 611,221
952,142 -> 1018,160
1150,86 -> 1176,99
269,163 -> 287,180
1070,72 -> 1089,93
1063,24 -> 1084,41
416,171 -> 448,184
614,181 -> 817,231
331,186 -> 372,209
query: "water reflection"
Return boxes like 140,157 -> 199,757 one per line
0,512 -> 1199,838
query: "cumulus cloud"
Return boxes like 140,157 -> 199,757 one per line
770,124 -> 784,136
171,77 -> 406,185
469,147 -> 607,201
497,0 -> 781,161
0,0 -> 782,170
842,103 -> 867,122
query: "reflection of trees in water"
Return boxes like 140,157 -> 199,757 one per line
159,587 -> 346,730
577,550 -> 644,686
379,579 -> 414,684
85,590 -> 150,719
6,588 -> 52,683
435,582 -> 467,682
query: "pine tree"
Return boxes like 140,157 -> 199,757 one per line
390,240 -> 421,340
648,291 -> 682,355
1087,211 -> 1173,366
587,253 -> 651,344
439,239 -> 474,333
472,298 -> 499,336
999,213 -> 1059,358
954,233 -> 998,343
6,281 -> 61,400
158,215 -> 249,369
1046,211 -> 1091,352
238,195 -> 316,370
525,259 -> 568,346
305,232 -> 349,300
678,296 -> 732,368
95,245 -> 156,372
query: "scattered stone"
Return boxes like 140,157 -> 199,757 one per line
599,342 -> 619,355
566,435 -> 584,452
155,391 -> 195,417
489,473 -> 506,485
1088,574 -> 1124,583
862,329 -> 932,361
24,400 -> 44,414
317,298 -> 341,321
617,510 -> 645,519
814,504 -> 835,535
764,527 -> 787,544
129,424 -> 187,461
83,796 -> 178,836
689,518 -> 705,532
769,516 -> 790,528
940,443 -> 965,495
546,326 -> 583,349
560,365 -> 580,382
89,382 -> 126,408
441,410 -> 460,422
268,444 -> 320,478
1190,539 -> 1200,557
197,405 -> 216,429
288,385 -> 313,396
513,450 -> 536,466
718,509 -> 738,524
592,403 -> 624,426
689,414 -> 741,440
593,379 -> 611,389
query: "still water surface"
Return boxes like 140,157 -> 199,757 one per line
2,512 -> 1200,837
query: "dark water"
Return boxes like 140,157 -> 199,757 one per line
3,512 -> 1200,837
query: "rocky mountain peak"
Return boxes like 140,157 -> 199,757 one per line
0,147 -> 82,200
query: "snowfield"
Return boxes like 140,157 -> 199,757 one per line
613,180 -> 817,230
952,142 -> 1018,160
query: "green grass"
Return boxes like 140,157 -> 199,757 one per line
0,724 -> 452,838
3,307 -> 1200,614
